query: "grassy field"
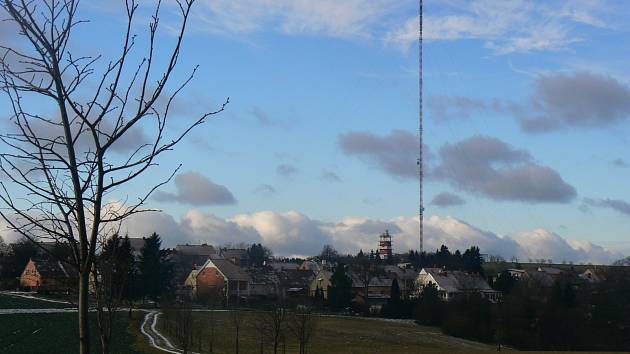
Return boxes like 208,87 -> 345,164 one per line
0,292 -> 75,309
0,311 -> 161,354
158,311 -> 498,353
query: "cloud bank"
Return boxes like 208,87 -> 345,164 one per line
522,72 -> 630,132
585,198 -> 630,218
115,209 -> 621,264
432,135 -> 577,203
154,172 -> 236,206
429,72 -> 630,133
431,192 -> 466,207
338,130 -> 420,180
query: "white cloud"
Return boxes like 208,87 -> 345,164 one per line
386,0 -> 612,54
232,210 -> 331,257
513,229 -> 619,264
115,208 -> 621,264
190,0 -> 399,40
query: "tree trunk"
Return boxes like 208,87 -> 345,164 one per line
79,271 -> 90,354
100,334 -> 109,354
235,327 -> 239,354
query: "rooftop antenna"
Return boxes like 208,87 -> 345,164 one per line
417,0 -> 424,254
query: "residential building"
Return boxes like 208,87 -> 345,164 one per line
384,265 -> 419,298
194,256 -> 251,303
415,268 -> 501,302
20,258 -> 76,292
219,248 -> 249,266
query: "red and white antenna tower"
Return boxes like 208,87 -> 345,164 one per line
417,0 -> 424,254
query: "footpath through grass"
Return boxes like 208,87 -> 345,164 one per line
0,292 -> 75,309
158,311 -> 497,354
0,311 -> 160,354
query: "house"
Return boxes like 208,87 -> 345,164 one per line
506,268 -> 526,280
579,268 -> 606,284
309,269 -> 332,298
308,268 -> 392,301
195,256 -> 251,303
415,268 -> 500,302
219,248 -> 249,266
183,265 -> 204,295
247,267 -> 279,297
277,269 -> 315,297
521,267 -> 563,288
384,265 -> 419,298
299,260 -> 321,274
268,261 -> 300,272
348,271 -> 392,298
176,243 -> 217,257
20,258 -> 77,292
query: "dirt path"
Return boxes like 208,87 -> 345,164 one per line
140,310 -> 199,354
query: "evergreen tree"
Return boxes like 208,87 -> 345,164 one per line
463,246 -> 484,275
436,245 -> 451,268
139,233 -> 173,301
414,283 -> 443,326
384,278 -> 402,318
493,271 -> 516,294
328,263 -> 352,309
247,243 -> 272,267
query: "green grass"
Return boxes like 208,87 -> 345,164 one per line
158,311 -> 498,354
0,312 -> 157,354
0,293 -> 75,309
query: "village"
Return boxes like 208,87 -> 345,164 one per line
2,229 -> 630,352
3,231 -> 628,326
5,231 -> 626,302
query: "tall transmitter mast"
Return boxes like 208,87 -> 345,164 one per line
417,0 -> 424,254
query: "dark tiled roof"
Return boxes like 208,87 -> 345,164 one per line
219,249 -> 248,261
348,271 -> 392,288
422,268 -> 491,292
32,259 -> 77,279
278,269 -> 315,289
269,262 -> 300,271
207,259 -> 251,282
176,244 -> 217,256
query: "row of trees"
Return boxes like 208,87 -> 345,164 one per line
410,270 -> 630,351
317,244 -> 484,275
161,302 -> 317,354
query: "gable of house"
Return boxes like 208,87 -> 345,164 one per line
309,270 -> 332,298
20,258 -> 76,291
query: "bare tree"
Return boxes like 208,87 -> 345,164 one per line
359,263 -> 373,306
266,301 -> 288,354
289,307 -> 317,354
0,1 -> 227,353
162,298 -> 194,354
204,286 -> 222,353
174,298 -> 194,354
231,309 -> 243,354
253,311 -> 268,354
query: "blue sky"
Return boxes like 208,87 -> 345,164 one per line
1,0 -> 629,262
